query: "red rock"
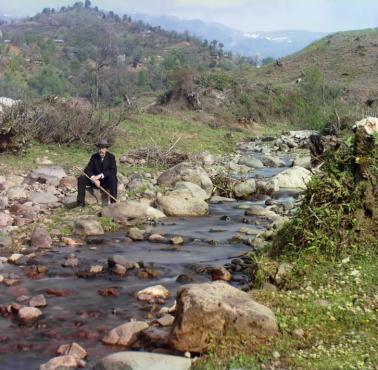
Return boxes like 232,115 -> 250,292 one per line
31,227 -> 52,249
211,266 -> 232,282
98,287 -> 121,298
45,288 -> 76,297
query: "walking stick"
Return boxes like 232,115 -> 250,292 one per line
74,166 -> 118,203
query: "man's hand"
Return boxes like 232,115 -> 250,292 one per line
90,175 -> 101,188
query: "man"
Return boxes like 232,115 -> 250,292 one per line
77,139 -> 117,207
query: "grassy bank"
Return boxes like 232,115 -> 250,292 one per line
1,112 -> 251,175
194,251 -> 377,370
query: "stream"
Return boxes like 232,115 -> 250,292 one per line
0,152 -> 299,369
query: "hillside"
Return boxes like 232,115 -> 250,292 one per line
251,29 -> 378,104
0,4 -> 237,104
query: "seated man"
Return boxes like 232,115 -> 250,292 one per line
77,139 -> 117,207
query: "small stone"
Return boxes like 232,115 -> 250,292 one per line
148,234 -> 167,243
29,294 -> 47,308
57,342 -> 87,359
102,321 -> 149,347
31,227 -> 52,249
156,314 -> 175,327
113,264 -> 127,276
8,253 -> 24,264
18,306 -> 42,325
128,227 -> 145,241
211,266 -> 232,282
39,355 -> 86,370
293,328 -> 305,340
136,285 -> 170,301
98,287 -> 121,298
89,265 -> 103,273
170,236 -> 184,245
272,351 -> 281,359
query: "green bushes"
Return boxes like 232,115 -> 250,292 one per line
272,135 -> 378,259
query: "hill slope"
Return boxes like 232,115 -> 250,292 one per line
0,4 -> 235,103
251,29 -> 378,103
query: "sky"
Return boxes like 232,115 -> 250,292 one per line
0,0 -> 377,32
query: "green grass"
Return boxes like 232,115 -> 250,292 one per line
194,251 -> 378,370
1,112 -> 252,176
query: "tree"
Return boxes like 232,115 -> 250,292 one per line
93,31 -> 118,106
85,0 -> 91,9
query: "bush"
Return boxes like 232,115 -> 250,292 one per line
271,131 -> 378,259
0,98 -> 123,152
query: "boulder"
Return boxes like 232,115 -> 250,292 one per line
272,166 -> 312,189
74,216 -> 104,236
175,181 -> 209,200
169,281 -> 278,352
39,355 -> 85,370
156,189 -> 208,217
209,195 -> 236,204
157,162 -> 213,197
28,192 -> 59,204
233,179 -> 256,198
238,156 -> 264,169
31,227 -> 52,249
102,321 -> 149,347
102,202 -> 165,222
29,166 -> 66,186
93,352 -> 191,370
6,186 -> 27,200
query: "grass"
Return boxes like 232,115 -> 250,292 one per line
194,251 -> 378,370
1,112 -> 253,176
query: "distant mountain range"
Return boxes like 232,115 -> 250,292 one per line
131,13 -> 328,59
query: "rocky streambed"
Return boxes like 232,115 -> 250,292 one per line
0,131 -> 316,369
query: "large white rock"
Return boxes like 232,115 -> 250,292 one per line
169,281 -> 278,352
0,97 -> 21,113
93,352 -> 191,370
157,162 -> 213,197
156,189 -> 208,217
102,202 -> 165,222
272,166 -> 312,189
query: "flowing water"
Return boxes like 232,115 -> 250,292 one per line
0,159 -> 298,369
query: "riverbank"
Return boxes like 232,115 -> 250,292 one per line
0,119 -> 377,369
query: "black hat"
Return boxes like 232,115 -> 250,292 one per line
96,139 -> 110,148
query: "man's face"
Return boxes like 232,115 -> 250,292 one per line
98,147 -> 107,157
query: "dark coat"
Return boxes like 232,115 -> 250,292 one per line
84,152 -> 117,179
